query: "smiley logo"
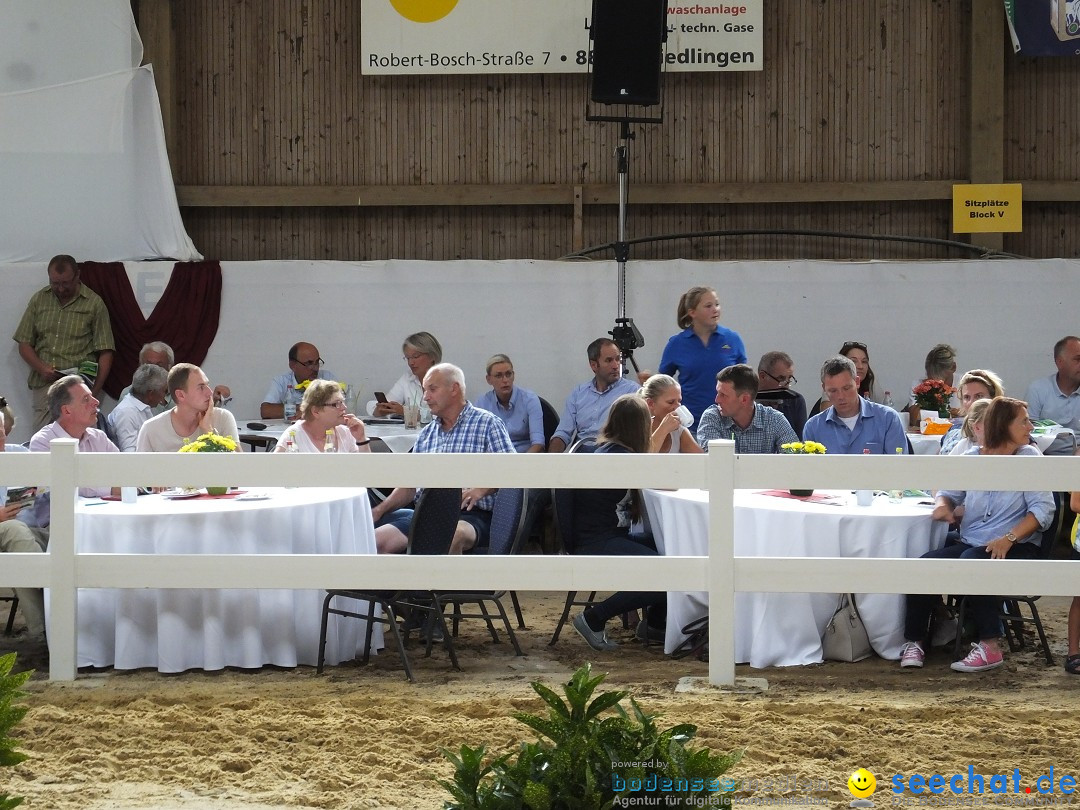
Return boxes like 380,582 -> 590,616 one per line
388,0 -> 459,23
848,768 -> 877,799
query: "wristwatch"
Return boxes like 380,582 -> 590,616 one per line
1004,531 -> 1018,543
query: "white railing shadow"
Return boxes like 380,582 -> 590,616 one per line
0,439 -> 1078,684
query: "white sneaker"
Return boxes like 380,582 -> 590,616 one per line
899,641 -> 925,668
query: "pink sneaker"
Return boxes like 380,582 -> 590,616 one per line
951,642 -> 1003,673
899,641 -> 925,668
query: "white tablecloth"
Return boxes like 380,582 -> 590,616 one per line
239,418 -> 420,453
642,488 -> 947,667
75,487 -> 382,672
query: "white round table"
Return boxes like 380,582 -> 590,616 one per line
642,488 -> 947,667
73,487 -> 382,672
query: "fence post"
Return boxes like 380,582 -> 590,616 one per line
705,440 -> 736,686
48,439 -> 78,681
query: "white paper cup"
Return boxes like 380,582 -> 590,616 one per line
856,489 -> 874,507
674,405 -> 694,427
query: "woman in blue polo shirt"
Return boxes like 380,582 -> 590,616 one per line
658,286 -> 746,427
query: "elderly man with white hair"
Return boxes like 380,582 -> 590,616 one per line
108,363 -> 169,451
371,363 -> 515,555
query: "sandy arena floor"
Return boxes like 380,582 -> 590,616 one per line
3,592 -> 1080,809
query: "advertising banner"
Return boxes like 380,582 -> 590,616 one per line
1006,0 -> 1080,55
361,1 -> 763,75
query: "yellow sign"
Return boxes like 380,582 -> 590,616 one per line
952,183 -> 1022,233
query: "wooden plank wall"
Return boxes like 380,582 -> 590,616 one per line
145,0 -> 1079,261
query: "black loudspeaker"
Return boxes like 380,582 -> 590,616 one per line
590,0 -> 667,106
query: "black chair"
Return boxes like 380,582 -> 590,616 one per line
2,594 -> 18,636
438,488 -> 528,654
951,495 -> 1065,666
317,487 -> 463,682
539,397 -> 561,447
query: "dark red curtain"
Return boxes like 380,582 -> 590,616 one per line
79,261 -> 222,400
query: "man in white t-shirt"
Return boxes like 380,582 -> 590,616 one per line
136,363 -> 239,452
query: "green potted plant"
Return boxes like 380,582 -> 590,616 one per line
178,431 -> 238,495
780,440 -> 826,497
0,653 -> 31,809
439,663 -> 741,809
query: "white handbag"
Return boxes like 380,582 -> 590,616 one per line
822,593 -> 873,662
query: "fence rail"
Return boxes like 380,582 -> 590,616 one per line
1,440 -> 1077,684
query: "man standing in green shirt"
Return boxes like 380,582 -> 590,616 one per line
12,254 -> 115,430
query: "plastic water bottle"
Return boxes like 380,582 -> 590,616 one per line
283,385 -> 297,421
888,447 -> 904,503
882,390 -> 894,409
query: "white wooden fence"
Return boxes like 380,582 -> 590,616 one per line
1,439 -> 1078,685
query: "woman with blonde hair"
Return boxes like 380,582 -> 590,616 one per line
370,331 -> 443,417
940,369 -> 1004,454
276,380 -> 371,453
639,374 -> 702,454
658,286 -> 746,429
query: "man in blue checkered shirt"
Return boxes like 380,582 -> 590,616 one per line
372,363 -> 515,554
696,363 -> 798,453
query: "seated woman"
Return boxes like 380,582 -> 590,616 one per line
939,369 -> 1003,454
944,398 -> 991,456
904,343 -> 958,416
900,396 -> 1055,673
809,340 -> 876,417
571,394 -> 668,651
368,331 -> 442,417
275,380 -> 371,453
639,374 -> 702,454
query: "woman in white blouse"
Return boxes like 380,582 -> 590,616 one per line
639,374 -> 702,454
369,331 -> 442,417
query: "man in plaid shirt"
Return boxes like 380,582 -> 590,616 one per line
372,363 -> 515,554
696,363 -> 798,453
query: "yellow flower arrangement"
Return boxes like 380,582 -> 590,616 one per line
179,432 -> 238,453
294,379 -> 347,393
780,441 -> 826,455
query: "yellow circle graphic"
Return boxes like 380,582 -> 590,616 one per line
388,0 -> 460,23
848,768 -> 877,799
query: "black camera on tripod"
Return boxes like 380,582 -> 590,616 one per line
609,317 -> 645,357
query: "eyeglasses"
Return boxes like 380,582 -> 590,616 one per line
325,399 -> 346,408
403,353 -> 426,363
293,357 -> 324,369
763,370 -> 796,388
840,341 -> 867,352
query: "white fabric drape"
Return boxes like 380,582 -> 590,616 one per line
0,0 -> 199,262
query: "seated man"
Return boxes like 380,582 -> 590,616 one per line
261,341 -> 338,420
475,353 -> 545,453
804,356 -> 907,454
697,364 -> 798,452
118,341 -> 231,413
0,399 -> 48,640
136,363 -> 240,452
371,363 -> 515,555
755,351 -> 808,438
548,337 -> 640,453
1025,335 -> 1080,456
108,364 -> 169,451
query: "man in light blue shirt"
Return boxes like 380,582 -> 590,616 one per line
548,338 -> 640,453
1025,335 -> 1080,456
475,354 -> 545,453
803,356 -> 907,454
261,341 -> 337,419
